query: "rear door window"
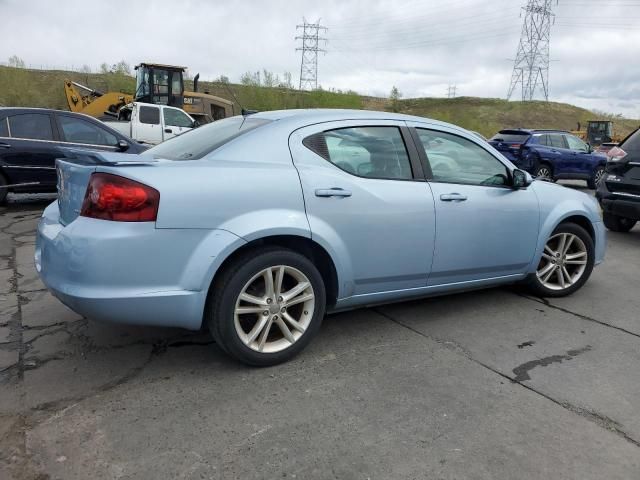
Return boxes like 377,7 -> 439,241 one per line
139,106 -> 160,125
548,134 -> 567,149
0,118 -> 8,137
8,113 -> 54,140
537,134 -> 550,146
304,126 -> 413,180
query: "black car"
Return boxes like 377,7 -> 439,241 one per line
0,107 -> 147,203
596,127 -> 640,232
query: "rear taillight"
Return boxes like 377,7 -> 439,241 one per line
607,146 -> 628,163
509,144 -> 522,150
80,173 -> 159,222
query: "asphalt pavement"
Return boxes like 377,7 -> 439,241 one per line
1,188 -> 639,480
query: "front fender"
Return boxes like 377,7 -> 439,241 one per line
528,186 -> 602,273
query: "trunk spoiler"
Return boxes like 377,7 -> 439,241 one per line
57,148 -> 160,167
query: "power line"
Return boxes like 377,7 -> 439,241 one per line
296,18 -> 328,90
507,0 -> 557,102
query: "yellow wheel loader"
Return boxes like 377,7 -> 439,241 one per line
64,63 -> 234,124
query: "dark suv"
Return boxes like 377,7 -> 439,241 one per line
489,129 -> 607,189
596,128 -> 640,232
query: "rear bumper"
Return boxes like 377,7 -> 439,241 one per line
35,202 -> 245,330
598,195 -> 640,221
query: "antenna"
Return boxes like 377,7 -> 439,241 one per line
296,18 -> 328,90
507,0 -> 557,102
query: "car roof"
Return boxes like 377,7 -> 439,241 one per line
245,108 -> 467,133
0,106 -> 103,121
496,128 -> 571,134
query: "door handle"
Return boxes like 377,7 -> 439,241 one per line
0,143 -> 10,149
440,193 -> 467,202
164,128 -> 173,134
315,188 -> 352,198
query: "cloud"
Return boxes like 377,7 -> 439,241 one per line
1,0 -> 638,117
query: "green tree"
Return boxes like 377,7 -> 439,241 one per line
281,72 -> 293,89
389,86 -> 402,112
111,60 -> 131,75
8,55 -> 25,68
240,71 -> 261,86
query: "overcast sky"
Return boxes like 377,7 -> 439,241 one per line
2,0 -> 639,117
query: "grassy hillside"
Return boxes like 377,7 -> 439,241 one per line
0,65 -> 362,114
1,65 -> 637,139
392,96 -> 639,138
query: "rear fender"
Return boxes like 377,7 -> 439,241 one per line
303,214 -> 354,299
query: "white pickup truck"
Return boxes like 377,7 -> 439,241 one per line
103,102 -> 196,145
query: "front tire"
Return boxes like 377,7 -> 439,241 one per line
526,223 -> 595,298
209,247 -> 326,366
603,212 -> 637,233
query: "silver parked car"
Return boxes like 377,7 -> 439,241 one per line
36,110 -> 606,365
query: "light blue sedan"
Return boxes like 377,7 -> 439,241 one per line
36,110 -> 606,365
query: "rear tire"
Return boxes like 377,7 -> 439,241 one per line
525,222 -> 595,298
587,166 -> 605,189
209,247 -> 326,366
603,212 -> 637,233
534,163 -> 554,182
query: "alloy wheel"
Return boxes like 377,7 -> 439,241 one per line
594,168 -> 605,186
536,233 -> 588,291
234,265 -> 315,353
536,167 -> 552,180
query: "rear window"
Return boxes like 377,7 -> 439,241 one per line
489,131 -> 530,143
147,116 -> 271,160
620,128 -> 640,154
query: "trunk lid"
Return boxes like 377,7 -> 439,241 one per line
56,149 -> 158,225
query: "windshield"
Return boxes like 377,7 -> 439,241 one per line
147,116 -> 271,160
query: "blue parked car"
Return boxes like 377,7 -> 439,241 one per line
489,129 -> 608,189
36,110 -> 605,365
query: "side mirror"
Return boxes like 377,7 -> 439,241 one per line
117,139 -> 130,152
512,169 -> 532,189
586,143 -> 593,153
192,120 -> 200,128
